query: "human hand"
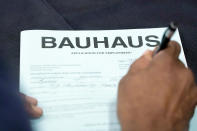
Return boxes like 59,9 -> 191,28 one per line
118,41 -> 197,131
20,93 -> 43,118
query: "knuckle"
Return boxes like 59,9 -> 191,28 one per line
170,41 -> 181,51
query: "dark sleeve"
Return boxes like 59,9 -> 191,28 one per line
0,59 -> 32,131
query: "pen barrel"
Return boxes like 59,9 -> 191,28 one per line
159,37 -> 170,50
154,37 -> 170,55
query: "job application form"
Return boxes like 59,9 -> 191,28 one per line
20,28 -> 187,131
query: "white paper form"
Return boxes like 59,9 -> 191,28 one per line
20,28 -> 187,131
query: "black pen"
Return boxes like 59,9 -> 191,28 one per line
153,22 -> 177,56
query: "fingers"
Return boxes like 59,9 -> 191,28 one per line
157,41 -> 181,59
166,41 -> 181,58
24,95 -> 38,105
151,41 -> 184,69
28,105 -> 43,118
128,50 -> 153,74
129,41 -> 181,74
20,93 -> 43,118
24,95 -> 43,118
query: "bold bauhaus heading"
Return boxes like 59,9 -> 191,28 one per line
42,35 -> 160,49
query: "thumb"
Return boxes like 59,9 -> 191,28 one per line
158,41 -> 181,59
